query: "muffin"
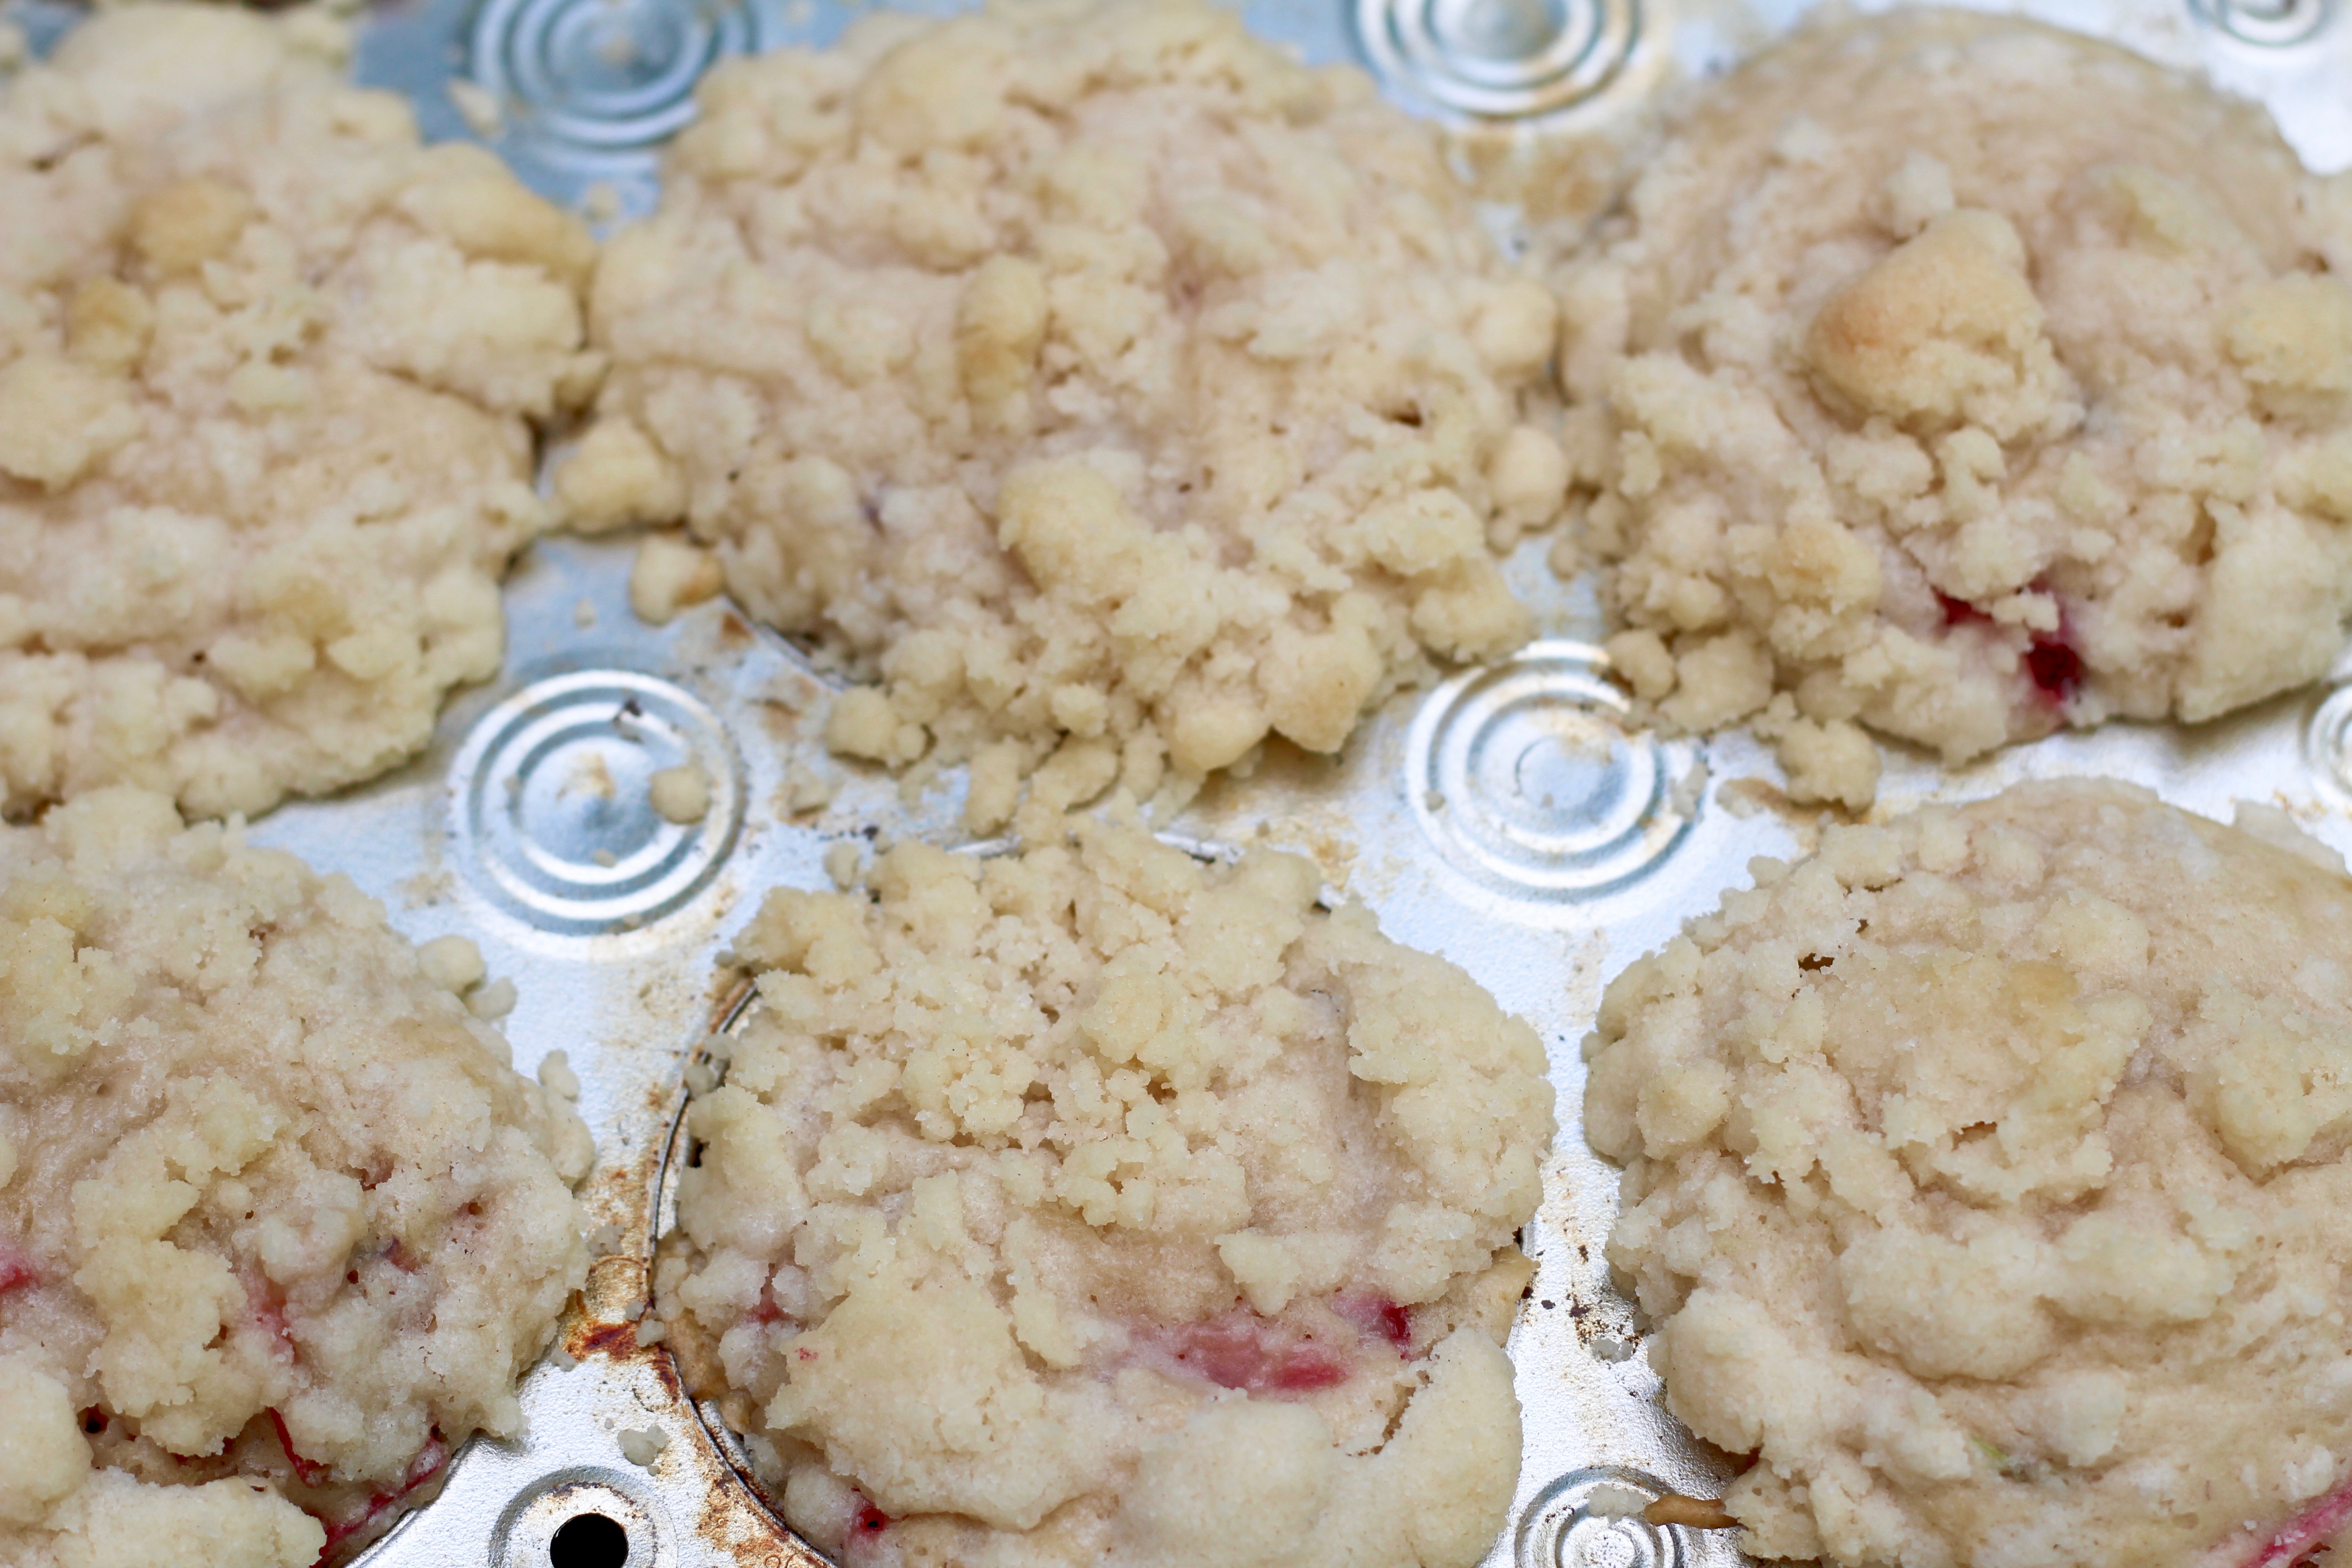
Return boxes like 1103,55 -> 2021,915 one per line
1556,10 -> 2352,809
0,2 -> 600,819
0,789 -> 593,1565
656,818 -> 1556,1568
1586,779 -> 2352,1568
560,0 -> 1568,829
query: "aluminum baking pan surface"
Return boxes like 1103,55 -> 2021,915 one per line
7,0 -> 2352,1563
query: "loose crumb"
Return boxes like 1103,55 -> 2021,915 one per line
1583,1484 -> 1652,1519
468,976 -> 519,1020
417,933 -> 487,994
783,762 -> 836,815
569,754 -> 618,800
616,1426 -> 670,1466
627,532 -> 724,626
649,763 -> 710,825
447,78 -> 504,138
1645,1496 -> 1739,1531
537,1049 -> 581,1100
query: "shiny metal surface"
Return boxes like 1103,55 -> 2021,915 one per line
9,0 -> 2352,1563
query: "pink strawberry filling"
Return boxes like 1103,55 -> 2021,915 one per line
0,1246 -> 35,1295
1334,1292 -> 1413,1353
1144,1293 -> 1425,1396
1154,1310 -> 1349,1393
2243,1474 -> 2352,1568
1936,591 -> 1989,627
244,1259 -> 452,1564
1935,591 -> 2081,706
269,1407 -> 330,1488
2024,634 -> 2081,704
837,1494 -> 894,1561
243,1274 -> 297,1361
312,1429 -> 446,1567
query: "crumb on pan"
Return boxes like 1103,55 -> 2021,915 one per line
627,533 -> 723,626
648,762 -> 711,824
616,1426 -> 670,1465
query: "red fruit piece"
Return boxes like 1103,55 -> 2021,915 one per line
1938,588 -> 2080,706
0,1247 -> 35,1295
1262,1353 -> 1350,1392
1334,1292 -> 1413,1354
1936,592 -> 1989,627
243,1274 -> 297,1361
2024,633 -> 2081,704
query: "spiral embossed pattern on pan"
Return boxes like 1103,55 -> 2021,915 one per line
468,0 -> 758,150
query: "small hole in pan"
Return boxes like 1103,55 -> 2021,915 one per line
548,1511 -> 630,1568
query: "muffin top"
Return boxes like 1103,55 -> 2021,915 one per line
656,818 -> 1556,1568
1588,779 -> 2352,1568
0,2 -> 599,819
1558,10 -> 2352,809
0,788 -> 591,1566
562,0 -> 1568,830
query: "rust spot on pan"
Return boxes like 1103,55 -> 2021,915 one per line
568,1318 -> 642,1360
648,1342 -> 681,1401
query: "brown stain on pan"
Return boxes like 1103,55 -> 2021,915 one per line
570,1319 -> 641,1360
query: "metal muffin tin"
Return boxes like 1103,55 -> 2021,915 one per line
9,0 -> 2352,1562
